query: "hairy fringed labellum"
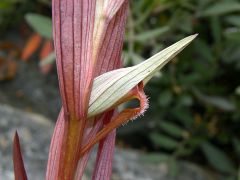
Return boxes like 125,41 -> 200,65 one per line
12,0 -> 197,179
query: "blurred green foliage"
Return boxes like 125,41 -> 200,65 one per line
1,0 -> 240,178
123,0 -> 240,178
0,0 -> 51,34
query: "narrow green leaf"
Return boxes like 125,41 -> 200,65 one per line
88,35 -> 197,117
173,107 -> 194,127
201,142 -> 236,173
25,13 -> 52,39
150,133 -> 178,150
140,153 -> 170,164
158,90 -> 173,107
159,122 -> 184,138
225,16 -> 240,27
210,17 -> 222,47
134,26 -> 169,42
233,138 -> 240,157
236,86 -> 240,95
225,30 -> 240,43
193,88 -> 236,112
39,52 -> 56,67
169,158 -> 179,177
199,2 -> 240,17
178,94 -> 193,106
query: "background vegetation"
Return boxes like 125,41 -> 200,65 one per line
0,0 -> 240,179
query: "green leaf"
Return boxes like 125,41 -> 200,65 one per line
233,138 -> 240,157
175,147 -> 193,157
140,153 -> 170,164
201,142 -> 236,173
173,108 -> 194,127
169,158 -> 179,177
225,30 -> 240,43
193,88 -> 236,112
150,133 -> 178,150
88,35 -> 197,117
236,86 -> 240,95
210,16 -> 222,47
225,16 -> 240,27
200,2 -> 240,17
178,94 -> 193,106
187,137 -> 205,149
159,121 -> 184,138
175,12 -> 193,33
134,26 -> 169,42
158,90 -> 173,107
39,52 -> 56,67
25,13 -> 52,39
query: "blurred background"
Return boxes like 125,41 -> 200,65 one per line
0,0 -> 240,179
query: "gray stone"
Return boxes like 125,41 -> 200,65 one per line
0,104 -> 52,180
0,104 -> 217,180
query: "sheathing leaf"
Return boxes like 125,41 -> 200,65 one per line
92,129 -> 116,180
53,0 -> 128,120
53,0 -> 97,119
46,109 -> 66,180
